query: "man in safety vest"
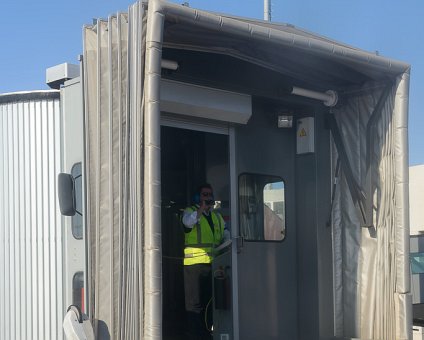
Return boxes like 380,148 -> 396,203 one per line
182,183 -> 230,340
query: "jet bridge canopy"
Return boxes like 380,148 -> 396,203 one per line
81,1 -> 410,339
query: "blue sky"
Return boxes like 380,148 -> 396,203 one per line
1,0 -> 423,165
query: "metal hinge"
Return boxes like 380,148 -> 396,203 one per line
235,236 -> 244,254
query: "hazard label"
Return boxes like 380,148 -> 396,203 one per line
299,128 -> 307,137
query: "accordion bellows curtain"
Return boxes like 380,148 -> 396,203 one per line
82,2 -> 155,338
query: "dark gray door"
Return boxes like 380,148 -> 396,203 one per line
233,110 -> 297,340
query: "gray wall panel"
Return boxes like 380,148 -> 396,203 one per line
0,91 -> 63,340
295,150 -> 319,339
295,110 -> 332,339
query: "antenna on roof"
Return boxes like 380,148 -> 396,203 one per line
264,0 -> 271,21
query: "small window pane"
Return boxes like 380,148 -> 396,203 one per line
239,173 -> 285,241
411,252 -> 424,274
71,162 -> 83,240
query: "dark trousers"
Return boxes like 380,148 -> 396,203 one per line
184,264 -> 213,340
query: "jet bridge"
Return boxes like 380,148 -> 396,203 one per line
66,1 -> 411,339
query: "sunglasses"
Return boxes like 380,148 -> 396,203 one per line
201,192 -> 213,197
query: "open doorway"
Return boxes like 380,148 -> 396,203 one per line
161,125 -> 230,340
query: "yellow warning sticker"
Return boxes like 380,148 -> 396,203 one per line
299,128 -> 307,137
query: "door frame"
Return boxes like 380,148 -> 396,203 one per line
229,126 -> 240,340
160,113 -> 235,338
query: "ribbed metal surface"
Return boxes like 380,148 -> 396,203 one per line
0,91 -> 63,340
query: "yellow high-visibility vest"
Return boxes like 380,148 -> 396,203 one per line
183,206 -> 225,266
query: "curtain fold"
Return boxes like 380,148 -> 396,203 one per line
82,2 -> 146,339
